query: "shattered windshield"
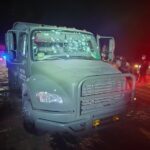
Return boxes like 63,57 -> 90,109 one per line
31,30 -> 100,61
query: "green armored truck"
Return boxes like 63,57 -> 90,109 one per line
5,22 -> 135,135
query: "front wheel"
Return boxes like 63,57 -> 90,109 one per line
22,100 -> 35,134
22,97 -> 45,135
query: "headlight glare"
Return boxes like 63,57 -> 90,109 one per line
36,92 -> 63,104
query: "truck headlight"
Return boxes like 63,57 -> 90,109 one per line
36,92 -> 63,104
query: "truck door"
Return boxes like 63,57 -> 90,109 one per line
97,35 -> 115,62
6,31 -> 28,90
6,31 -> 19,90
17,32 -> 29,88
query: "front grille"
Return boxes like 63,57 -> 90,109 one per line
80,74 -> 126,115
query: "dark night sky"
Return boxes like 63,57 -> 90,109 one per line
0,0 -> 150,60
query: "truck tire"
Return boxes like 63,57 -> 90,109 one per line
22,94 -> 44,135
22,99 -> 35,134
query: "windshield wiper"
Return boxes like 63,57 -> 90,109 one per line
36,55 -> 95,61
67,55 -> 95,60
43,55 -> 68,60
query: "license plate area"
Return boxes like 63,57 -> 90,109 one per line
92,115 -> 120,128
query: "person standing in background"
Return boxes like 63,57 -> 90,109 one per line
138,54 -> 149,83
101,45 -> 109,61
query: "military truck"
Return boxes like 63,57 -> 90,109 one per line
5,22 -> 135,135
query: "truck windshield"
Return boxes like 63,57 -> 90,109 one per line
31,30 -> 100,61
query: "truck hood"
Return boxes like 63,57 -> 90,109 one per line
30,59 -> 122,113
31,59 -> 120,83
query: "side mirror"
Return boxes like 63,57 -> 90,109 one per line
108,38 -> 115,61
5,31 -> 17,51
22,34 -> 28,57
109,38 -> 115,52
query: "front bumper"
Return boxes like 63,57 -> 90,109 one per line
33,105 -> 130,135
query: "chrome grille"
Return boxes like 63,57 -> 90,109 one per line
80,75 -> 125,115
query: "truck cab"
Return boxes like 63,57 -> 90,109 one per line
5,22 -> 135,135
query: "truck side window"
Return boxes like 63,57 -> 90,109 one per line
12,32 -> 17,50
9,32 -> 17,61
18,33 -> 27,58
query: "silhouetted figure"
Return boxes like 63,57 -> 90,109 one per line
101,45 -> 108,61
138,54 -> 149,83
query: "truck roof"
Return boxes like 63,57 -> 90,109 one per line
12,22 -> 92,34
